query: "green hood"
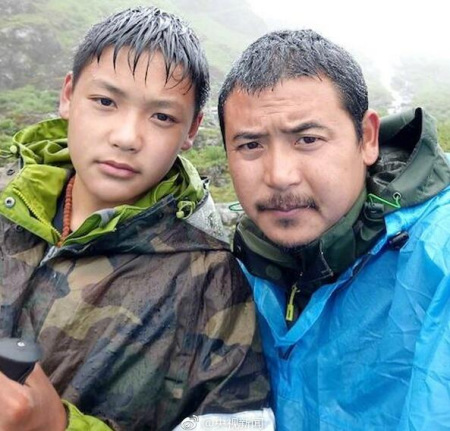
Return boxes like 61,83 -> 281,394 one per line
234,108 -> 450,293
0,118 -> 205,245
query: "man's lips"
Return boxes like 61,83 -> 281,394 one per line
256,197 -> 317,213
260,204 -> 316,211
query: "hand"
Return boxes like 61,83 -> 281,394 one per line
0,363 -> 66,431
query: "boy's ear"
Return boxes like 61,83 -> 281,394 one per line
361,109 -> 380,167
181,112 -> 203,151
59,73 -> 74,119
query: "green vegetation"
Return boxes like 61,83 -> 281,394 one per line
0,0 -> 265,203
184,135 -> 237,202
438,121 -> 450,152
0,86 -> 59,150
184,141 -> 225,171
0,86 -> 58,117
391,57 -> 450,152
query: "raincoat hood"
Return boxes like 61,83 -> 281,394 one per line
234,108 -> 450,291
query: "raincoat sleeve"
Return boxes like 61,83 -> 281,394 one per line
63,401 -> 113,431
173,252 -> 274,430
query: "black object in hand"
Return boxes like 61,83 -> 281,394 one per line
0,338 -> 42,384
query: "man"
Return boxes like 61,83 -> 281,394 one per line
0,7 -> 273,431
219,29 -> 450,430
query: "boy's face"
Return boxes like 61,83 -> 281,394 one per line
59,47 -> 201,212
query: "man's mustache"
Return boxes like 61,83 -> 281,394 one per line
256,194 -> 318,212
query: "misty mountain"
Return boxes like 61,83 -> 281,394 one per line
0,0 -> 448,204
0,0 -> 267,95
2,0 -> 449,124
392,56 -> 450,122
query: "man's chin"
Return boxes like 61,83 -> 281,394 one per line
263,231 -> 314,250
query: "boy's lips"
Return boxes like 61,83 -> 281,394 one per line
101,160 -> 138,172
98,160 -> 139,177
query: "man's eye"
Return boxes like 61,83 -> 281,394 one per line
154,113 -> 172,122
299,136 -> 318,145
239,141 -> 260,150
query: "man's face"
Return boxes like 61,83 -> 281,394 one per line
59,47 -> 201,212
224,76 -> 379,247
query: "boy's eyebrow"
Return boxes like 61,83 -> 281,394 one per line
231,121 -> 329,142
92,79 -> 184,110
94,80 -> 127,99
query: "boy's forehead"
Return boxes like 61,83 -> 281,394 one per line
72,47 -> 196,112
78,46 -> 193,92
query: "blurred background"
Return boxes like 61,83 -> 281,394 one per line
1,0 -> 449,205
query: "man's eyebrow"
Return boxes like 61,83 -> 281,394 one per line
281,121 -> 329,134
232,131 -> 269,142
231,122 -> 329,142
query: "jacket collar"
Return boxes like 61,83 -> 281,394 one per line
234,189 -> 386,291
234,108 -> 450,291
0,118 -> 205,245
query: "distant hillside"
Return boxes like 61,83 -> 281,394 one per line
0,0 -> 268,202
1,0 -> 449,204
0,0 -> 266,96
392,57 -> 450,121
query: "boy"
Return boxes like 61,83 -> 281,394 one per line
0,7 -> 272,431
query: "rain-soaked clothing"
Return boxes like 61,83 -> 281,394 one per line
235,108 -> 450,430
0,119 -> 273,431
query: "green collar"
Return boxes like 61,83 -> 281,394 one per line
0,118 -> 205,245
234,189 -> 386,291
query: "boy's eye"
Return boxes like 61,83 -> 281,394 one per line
93,97 -> 114,108
98,98 -> 114,107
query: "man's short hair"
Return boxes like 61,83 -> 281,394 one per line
218,29 -> 368,140
72,6 -> 209,116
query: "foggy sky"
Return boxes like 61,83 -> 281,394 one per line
247,0 -> 450,63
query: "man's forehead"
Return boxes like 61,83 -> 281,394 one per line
224,76 -> 347,115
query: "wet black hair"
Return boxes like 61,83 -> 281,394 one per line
72,6 -> 209,115
218,29 -> 368,141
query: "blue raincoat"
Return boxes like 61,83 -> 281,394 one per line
243,184 -> 450,431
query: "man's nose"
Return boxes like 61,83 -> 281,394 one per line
264,145 -> 302,190
109,113 -> 143,152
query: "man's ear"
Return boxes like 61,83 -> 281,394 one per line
59,73 -> 74,119
181,112 -> 203,151
361,109 -> 380,167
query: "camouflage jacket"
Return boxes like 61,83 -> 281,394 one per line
0,120 -> 271,431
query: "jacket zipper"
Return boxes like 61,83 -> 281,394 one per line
285,283 -> 299,322
12,187 -> 61,241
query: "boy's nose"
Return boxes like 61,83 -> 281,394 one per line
109,115 -> 143,152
